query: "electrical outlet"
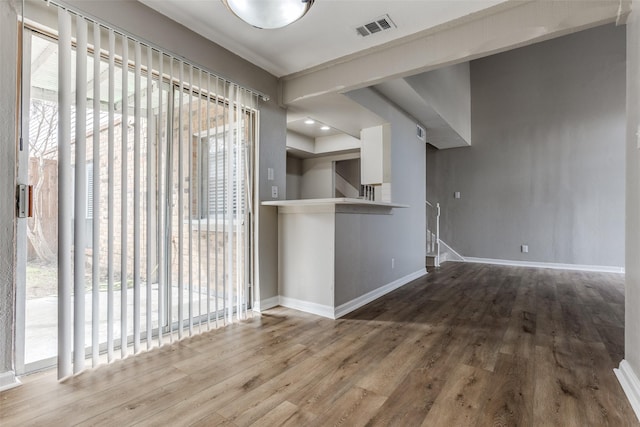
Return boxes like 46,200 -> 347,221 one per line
521,244 -> 529,253
271,185 -> 278,199
454,191 -> 461,199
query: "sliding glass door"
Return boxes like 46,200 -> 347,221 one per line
16,20 -> 256,376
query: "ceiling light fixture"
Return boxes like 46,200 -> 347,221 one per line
304,119 -> 315,125
222,0 -> 315,30
320,125 -> 330,131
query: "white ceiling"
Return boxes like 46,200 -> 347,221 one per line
141,0 -> 626,145
140,0 -> 508,78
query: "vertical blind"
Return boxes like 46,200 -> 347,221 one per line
49,4 -> 259,379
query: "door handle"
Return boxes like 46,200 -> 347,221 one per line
17,184 -> 33,218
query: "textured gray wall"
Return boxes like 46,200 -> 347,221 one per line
428,24 -> 626,267
626,1 -> 640,374
0,0 -> 18,382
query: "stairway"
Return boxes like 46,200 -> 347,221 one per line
426,201 -> 440,267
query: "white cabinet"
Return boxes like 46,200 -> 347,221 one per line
360,124 -> 391,201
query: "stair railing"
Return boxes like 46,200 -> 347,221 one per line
426,201 -> 441,267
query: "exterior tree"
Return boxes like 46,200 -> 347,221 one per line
27,99 -> 58,264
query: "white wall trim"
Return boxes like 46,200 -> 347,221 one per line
253,296 -> 280,313
614,360 -> 640,422
334,268 -> 427,319
278,296 -> 335,319
460,256 -> 625,274
0,371 -> 21,392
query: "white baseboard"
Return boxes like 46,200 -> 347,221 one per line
0,371 -> 21,392
253,296 -> 279,313
461,256 -> 625,274
615,360 -> 640,422
278,296 -> 335,319
263,268 -> 427,320
334,268 -> 427,319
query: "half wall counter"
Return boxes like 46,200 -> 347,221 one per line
262,198 -> 417,319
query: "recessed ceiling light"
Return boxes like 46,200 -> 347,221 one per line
304,119 -> 315,125
320,125 -> 330,131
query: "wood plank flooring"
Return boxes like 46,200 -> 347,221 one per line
0,262 -> 636,426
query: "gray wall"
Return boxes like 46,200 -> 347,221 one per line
406,62 -> 471,144
256,102 -> 287,304
626,1 -> 640,379
0,0 -> 18,384
337,88 -> 426,306
286,155 -> 303,200
427,24 -> 626,268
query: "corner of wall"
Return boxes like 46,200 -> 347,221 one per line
615,360 -> 640,423
0,371 -> 20,392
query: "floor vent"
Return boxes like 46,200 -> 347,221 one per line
355,14 -> 396,37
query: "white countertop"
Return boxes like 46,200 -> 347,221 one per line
262,198 -> 408,208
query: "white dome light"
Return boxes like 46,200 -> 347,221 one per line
222,0 -> 315,30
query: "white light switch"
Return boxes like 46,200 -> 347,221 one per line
271,185 -> 278,199
521,244 -> 529,253
267,167 -> 274,181
454,191 -> 461,199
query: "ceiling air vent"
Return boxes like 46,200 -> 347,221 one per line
355,14 -> 396,37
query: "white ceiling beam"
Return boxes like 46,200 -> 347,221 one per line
281,0 -> 629,106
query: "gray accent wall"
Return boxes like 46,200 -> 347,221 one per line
427,24 -> 626,268
338,88 -> 426,306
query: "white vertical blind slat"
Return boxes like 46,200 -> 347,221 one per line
222,81 -> 227,325
214,77 -> 220,329
177,60 -> 184,340
107,28 -> 116,363
225,85 -> 232,324
205,72 -> 211,331
91,20 -> 101,368
166,56 -> 174,344
235,88 -> 242,320
197,68 -> 203,332
157,51 -> 165,348
133,40 -> 142,354
188,66 -> 193,336
146,45 -> 153,350
73,15 -> 87,374
120,34 -> 129,359
57,8 -> 73,380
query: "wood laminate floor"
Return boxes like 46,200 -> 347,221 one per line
1,262 -> 636,426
